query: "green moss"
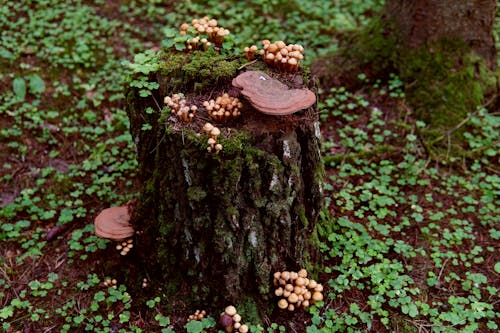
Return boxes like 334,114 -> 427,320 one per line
399,39 -> 492,129
236,297 -> 264,326
159,50 -> 243,94
317,16 -> 498,162
217,130 -> 251,156
187,186 -> 207,201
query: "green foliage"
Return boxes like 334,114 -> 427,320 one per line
0,0 -> 498,332
184,317 -> 216,333
123,50 -> 161,97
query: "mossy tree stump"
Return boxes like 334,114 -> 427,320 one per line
126,50 -> 324,318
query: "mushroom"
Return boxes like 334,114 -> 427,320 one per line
224,305 -> 237,317
220,314 -> 233,332
312,291 -> 324,302
277,299 -> 288,309
94,205 -> 134,241
273,268 -> 323,311
232,71 -> 316,115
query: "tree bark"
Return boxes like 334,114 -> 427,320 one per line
126,52 -> 324,318
384,0 -> 497,68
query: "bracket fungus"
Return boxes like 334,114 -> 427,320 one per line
232,71 -> 316,115
94,205 -> 134,241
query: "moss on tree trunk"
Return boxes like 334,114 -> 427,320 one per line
312,0 -> 498,161
126,50 -> 324,320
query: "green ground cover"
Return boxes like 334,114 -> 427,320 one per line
0,1 -> 498,332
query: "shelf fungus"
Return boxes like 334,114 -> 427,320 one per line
273,269 -> 324,311
94,205 -> 134,241
203,93 -> 243,122
232,70 -> 316,115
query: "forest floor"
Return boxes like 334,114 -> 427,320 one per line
0,1 -> 499,332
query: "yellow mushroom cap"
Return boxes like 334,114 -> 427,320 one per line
312,291 -> 323,302
224,305 -> 237,316
277,299 -> 288,309
210,127 -> 221,137
288,293 -> 299,303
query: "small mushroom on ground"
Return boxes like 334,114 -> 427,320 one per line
104,278 -> 117,289
273,268 -> 324,311
116,238 -> 134,256
94,205 -> 134,241
220,306 -> 249,332
232,71 -> 316,116
187,309 -> 206,322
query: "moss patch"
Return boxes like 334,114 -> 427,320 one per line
158,50 -> 243,95
312,16 -> 498,162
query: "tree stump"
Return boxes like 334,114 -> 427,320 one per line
126,50 -> 324,318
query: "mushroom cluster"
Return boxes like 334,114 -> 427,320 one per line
164,94 -> 198,122
187,309 -> 207,322
141,278 -> 148,288
243,45 -> 259,60
273,269 -> 324,311
202,122 -> 223,153
180,16 -> 230,47
259,40 -> 304,72
203,93 -> 243,122
104,278 -> 117,289
115,238 -> 134,256
185,36 -> 211,51
219,306 -> 249,333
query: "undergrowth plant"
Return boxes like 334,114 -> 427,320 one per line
0,0 -> 498,332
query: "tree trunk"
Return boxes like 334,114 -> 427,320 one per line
126,51 -> 324,319
382,0 -> 498,140
384,0 -> 497,68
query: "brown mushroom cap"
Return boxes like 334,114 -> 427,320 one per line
94,205 -> 134,241
232,71 -> 316,115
